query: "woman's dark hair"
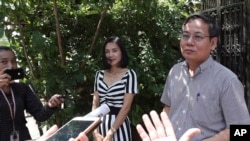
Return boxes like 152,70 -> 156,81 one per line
102,36 -> 129,69
182,13 -> 221,38
0,46 -> 15,55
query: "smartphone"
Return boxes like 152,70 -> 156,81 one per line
46,117 -> 101,141
4,68 -> 25,80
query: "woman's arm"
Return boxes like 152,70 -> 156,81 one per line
91,91 -> 103,140
91,91 -> 100,111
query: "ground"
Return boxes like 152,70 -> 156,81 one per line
25,112 -> 48,140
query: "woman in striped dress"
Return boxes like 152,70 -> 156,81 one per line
92,36 -> 138,141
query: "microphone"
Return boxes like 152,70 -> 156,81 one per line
84,104 -> 110,118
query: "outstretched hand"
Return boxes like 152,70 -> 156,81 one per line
48,94 -> 65,108
37,110 -> 200,141
36,125 -> 89,141
136,110 -> 201,141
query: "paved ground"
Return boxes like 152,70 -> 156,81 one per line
25,113 -> 48,140
26,116 -> 40,139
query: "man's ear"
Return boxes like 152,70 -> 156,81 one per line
210,37 -> 218,51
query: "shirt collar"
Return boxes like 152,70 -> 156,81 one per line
198,56 -> 213,72
182,56 -> 213,76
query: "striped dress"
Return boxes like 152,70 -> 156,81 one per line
94,69 -> 138,141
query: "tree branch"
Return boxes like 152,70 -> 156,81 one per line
53,0 -> 65,66
80,6 -> 109,68
18,20 -> 36,79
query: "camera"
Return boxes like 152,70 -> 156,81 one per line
4,68 -> 25,80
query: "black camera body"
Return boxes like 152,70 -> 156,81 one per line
4,68 -> 25,80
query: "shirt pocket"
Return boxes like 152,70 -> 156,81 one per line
190,94 -> 221,125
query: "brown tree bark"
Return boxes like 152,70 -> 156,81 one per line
80,6 -> 109,68
53,0 -> 65,66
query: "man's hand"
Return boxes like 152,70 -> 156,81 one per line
136,110 -> 201,141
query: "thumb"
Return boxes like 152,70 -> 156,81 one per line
37,125 -> 58,141
179,128 -> 201,141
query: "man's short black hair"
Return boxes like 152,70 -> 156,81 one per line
182,13 -> 221,38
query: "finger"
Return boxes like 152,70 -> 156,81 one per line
54,98 -> 62,105
150,110 -> 167,138
75,132 -> 88,141
160,111 -> 177,140
49,97 -> 61,107
95,134 -> 104,141
179,128 -> 201,141
37,125 -> 58,141
45,125 -> 59,135
0,77 -> 10,85
0,73 -> 11,79
54,95 -> 64,104
136,124 -> 151,141
142,113 -> 159,140
48,100 -> 55,107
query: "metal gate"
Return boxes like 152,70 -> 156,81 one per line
201,0 -> 250,110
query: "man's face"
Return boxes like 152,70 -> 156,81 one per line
180,18 -> 217,65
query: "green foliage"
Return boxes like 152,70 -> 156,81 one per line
0,0 -> 200,136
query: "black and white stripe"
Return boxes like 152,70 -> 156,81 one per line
94,69 -> 138,141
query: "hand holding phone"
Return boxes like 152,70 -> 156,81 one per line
4,68 -> 25,80
46,117 -> 101,141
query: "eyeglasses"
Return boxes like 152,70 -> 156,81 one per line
180,34 -> 211,42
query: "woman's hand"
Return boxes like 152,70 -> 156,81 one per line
48,94 -> 65,108
93,132 -> 104,141
0,71 -> 11,88
103,130 -> 114,141
68,132 -> 89,141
